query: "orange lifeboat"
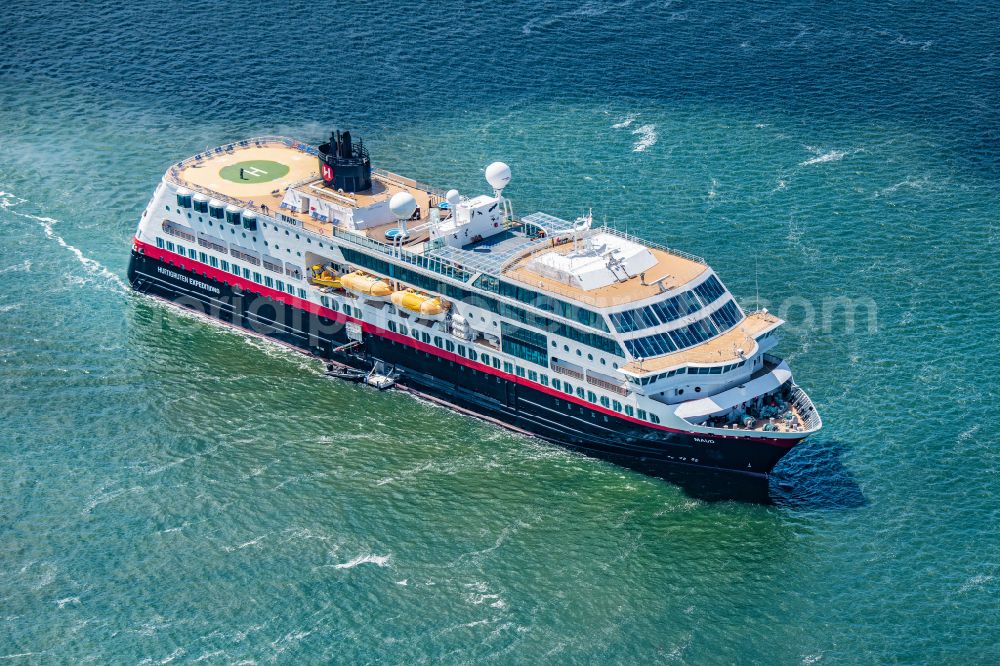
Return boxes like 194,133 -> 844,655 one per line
391,288 -> 448,320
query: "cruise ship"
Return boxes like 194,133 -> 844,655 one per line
127,132 -> 822,479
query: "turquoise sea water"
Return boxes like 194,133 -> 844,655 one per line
2,1 -> 999,662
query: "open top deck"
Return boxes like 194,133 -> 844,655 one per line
503,235 -> 708,308
173,138 -> 440,240
169,137 -> 726,315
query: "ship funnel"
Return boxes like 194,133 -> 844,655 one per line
317,129 -> 372,192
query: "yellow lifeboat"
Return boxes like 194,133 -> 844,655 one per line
309,264 -> 341,289
340,270 -> 392,299
391,288 -> 448,320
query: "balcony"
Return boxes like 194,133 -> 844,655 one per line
551,360 -> 584,381
586,372 -> 630,396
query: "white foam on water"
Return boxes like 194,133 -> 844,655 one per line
0,190 -> 126,292
631,124 -> 657,152
82,485 -> 144,515
0,259 -> 31,274
334,553 -> 391,569
158,648 -> 185,664
0,304 -> 22,313
36,215 -> 127,291
192,651 -> 226,663
0,191 -> 28,209
873,175 -> 931,197
798,145 -> 864,167
612,113 -> 637,129
55,596 -> 80,609
223,535 -> 266,552
799,150 -> 846,166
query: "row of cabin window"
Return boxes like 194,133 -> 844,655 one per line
174,197 -> 336,255
549,377 -> 660,422
156,237 -> 307,299
161,217 -> 304,279
172,196 -> 258,231
632,357 -> 751,385
175,196 -> 364,272
339,246 -> 625,357
318,296 -> 363,320
471,274 -> 610,333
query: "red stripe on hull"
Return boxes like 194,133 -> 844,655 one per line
133,237 -> 801,449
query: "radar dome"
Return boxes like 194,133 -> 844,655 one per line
485,162 -> 512,193
446,189 -> 460,207
389,191 -> 417,220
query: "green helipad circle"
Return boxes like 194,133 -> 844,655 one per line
219,160 -> 290,184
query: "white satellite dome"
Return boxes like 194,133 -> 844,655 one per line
389,191 -> 417,220
445,189 -> 460,207
485,162 -> 511,193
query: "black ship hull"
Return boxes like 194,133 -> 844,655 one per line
128,245 -> 802,484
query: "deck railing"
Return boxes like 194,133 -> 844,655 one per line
552,363 -> 585,381
585,372 -> 630,396
789,384 -> 822,430
598,225 -> 706,265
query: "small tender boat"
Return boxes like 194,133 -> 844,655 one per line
309,264 -> 341,289
340,270 -> 392,299
391,288 -> 448,320
325,364 -> 367,382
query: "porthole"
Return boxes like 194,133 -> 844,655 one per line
695,386 -> 702,393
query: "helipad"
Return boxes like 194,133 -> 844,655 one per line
219,159 -> 290,184
177,144 -> 317,199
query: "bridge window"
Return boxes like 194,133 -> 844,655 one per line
693,275 -> 725,304
176,193 -> 192,209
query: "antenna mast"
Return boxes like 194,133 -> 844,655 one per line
754,255 -> 760,312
